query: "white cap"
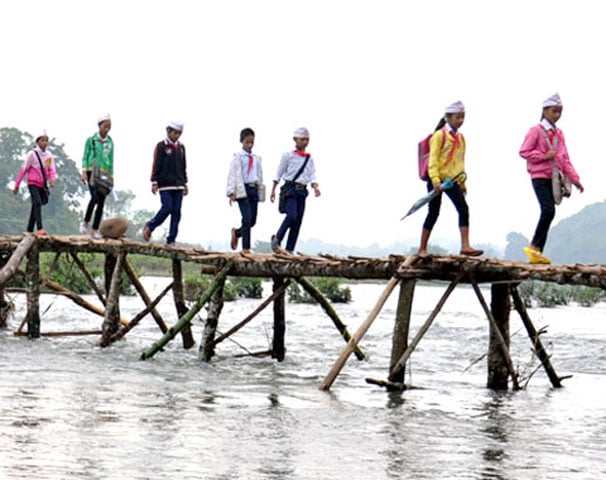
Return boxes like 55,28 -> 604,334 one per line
293,127 -> 310,138
168,120 -> 184,132
97,113 -> 111,124
542,93 -> 562,108
445,101 -> 465,114
35,129 -> 48,141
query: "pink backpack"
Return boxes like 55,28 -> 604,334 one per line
417,127 -> 463,180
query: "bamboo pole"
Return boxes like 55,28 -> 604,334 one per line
69,251 -> 106,305
509,284 -> 563,388
388,276 -> 461,383
295,277 -> 367,361
123,260 -> 169,334
272,276 -> 286,362
0,235 -> 35,287
140,262 -> 233,360
25,239 -> 40,338
470,279 -> 521,390
204,278 -> 292,351
172,259 -> 195,349
109,281 -> 174,344
320,275 -> 400,391
101,252 -> 125,347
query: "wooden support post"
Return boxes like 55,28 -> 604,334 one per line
25,239 -> 40,338
199,276 -> 225,362
0,286 -> 9,328
100,252 -> 125,347
509,284 -> 563,388
0,235 -> 35,287
387,276 -> 461,384
205,278 -> 292,351
70,252 -> 106,306
470,279 -> 520,391
389,279 -> 416,384
296,277 -> 366,361
140,262 -> 233,361
272,276 -> 286,362
487,283 -> 513,390
172,259 -> 195,349
123,260 -> 169,334
320,276 -> 400,391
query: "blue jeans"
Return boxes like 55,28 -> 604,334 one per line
422,179 -> 469,230
148,189 -> 184,244
276,185 -> 308,252
236,185 -> 259,249
530,178 -> 556,251
84,171 -> 107,230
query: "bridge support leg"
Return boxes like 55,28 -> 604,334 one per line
272,276 -> 286,362
487,283 -> 511,390
199,278 -> 225,361
25,240 -> 40,338
172,260 -> 195,349
389,279 -> 415,384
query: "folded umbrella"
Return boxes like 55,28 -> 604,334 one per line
400,172 -> 466,220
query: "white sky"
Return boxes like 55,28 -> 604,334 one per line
2,1 -> 604,250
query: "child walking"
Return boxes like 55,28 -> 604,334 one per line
519,93 -> 584,264
417,101 -> 483,257
81,114 -> 114,239
270,127 -> 321,254
227,128 -> 264,253
13,130 -> 57,235
143,121 -> 188,245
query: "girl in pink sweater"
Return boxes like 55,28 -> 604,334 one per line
13,131 -> 57,235
519,93 -> 584,264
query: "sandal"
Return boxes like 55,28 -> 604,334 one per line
460,248 -> 483,257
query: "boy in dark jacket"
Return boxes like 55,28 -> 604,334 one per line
143,121 -> 188,244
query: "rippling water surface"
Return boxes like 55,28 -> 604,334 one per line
1,280 -> 605,479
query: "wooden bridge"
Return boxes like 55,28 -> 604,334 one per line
1,233 -> 604,392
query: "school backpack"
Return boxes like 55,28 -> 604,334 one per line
417,127 -> 463,180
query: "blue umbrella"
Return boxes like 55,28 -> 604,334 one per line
401,172 -> 466,220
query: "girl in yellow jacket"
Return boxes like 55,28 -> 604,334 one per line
417,101 -> 483,257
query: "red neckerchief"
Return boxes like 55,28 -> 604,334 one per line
165,138 -> 179,150
294,150 -> 310,157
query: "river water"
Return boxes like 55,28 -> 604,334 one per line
0,279 -> 604,480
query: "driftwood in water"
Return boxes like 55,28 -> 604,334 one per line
69,252 -> 106,305
123,260 -> 168,334
272,276 -> 286,362
470,278 -> 520,390
509,284 -> 563,388
389,279 -> 416,384
109,281 -> 174,344
388,275 -> 461,383
140,262 -> 233,360
101,253 -> 125,347
25,240 -> 40,338
204,278 -> 292,352
295,277 -> 366,361
199,276 -> 225,361
172,259 -> 195,349
0,235 -> 35,287
320,275 -> 400,391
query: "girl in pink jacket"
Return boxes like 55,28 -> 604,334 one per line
13,131 -> 57,236
519,93 -> 584,264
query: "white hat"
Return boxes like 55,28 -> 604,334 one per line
97,113 -> 111,124
293,127 -> 310,138
445,101 -> 465,114
168,120 -> 184,132
35,129 -> 48,141
542,93 -> 562,108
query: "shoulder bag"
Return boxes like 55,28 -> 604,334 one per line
90,138 -> 114,196
279,155 -> 309,213
541,128 -> 571,205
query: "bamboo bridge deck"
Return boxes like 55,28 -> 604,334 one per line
1,233 -> 605,392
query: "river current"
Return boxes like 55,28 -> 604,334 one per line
1,279 -> 604,479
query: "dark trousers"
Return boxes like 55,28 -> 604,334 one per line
236,185 -> 259,250
530,178 -> 556,251
276,186 -> 308,252
27,185 -> 44,232
149,189 -> 184,244
84,171 -> 107,230
422,179 -> 469,231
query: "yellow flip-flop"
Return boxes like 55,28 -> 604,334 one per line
523,246 -> 551,264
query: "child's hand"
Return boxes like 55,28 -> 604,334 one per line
433,182 -> 443,192
313,185 -> 321,197
151,184 -> 159,194
228,193 -> 236,205
81,172 -> 88,184
575,181 -> 584,193
184,185 -> 189,196
543,149 -> 555,160
13,186 -> 18,195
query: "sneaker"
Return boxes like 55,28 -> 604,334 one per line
270,235 -> 280,253
230,228 -> 238,250
143,223 -> 152,242
91,231 -> 103,240
79,222 -> 88,235
523,246 -> 551,264
36,229 -> 48,237
242,249 -> 252,254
